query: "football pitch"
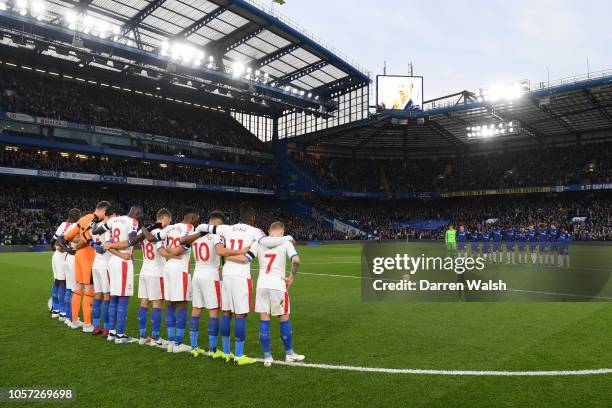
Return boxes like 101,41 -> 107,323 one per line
2,243 -> 612,407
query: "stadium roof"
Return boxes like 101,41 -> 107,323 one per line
0,0 -> 370,115
293,71 -> 612,152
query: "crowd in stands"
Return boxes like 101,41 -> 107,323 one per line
1,174 -> 610,246
0,147 -> 276,190
311,191 -> 612,241
0,179 -> 342,246
0,66 -> 266,151
291,142 -> 612,193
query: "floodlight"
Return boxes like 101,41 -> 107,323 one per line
466,121 -> 520,140
307,92 -> 312,98
0,2 -> 6,11
31,0 -> 45,19
232,62 -> 245,77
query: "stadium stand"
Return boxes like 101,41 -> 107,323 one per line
0,147 -> 276,190
309,192 -> 612,241
0,66 -> 267,151
290,141 -> 612,193
0,178 -> 343,245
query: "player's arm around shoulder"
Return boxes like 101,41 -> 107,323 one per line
225,241 -> 259,264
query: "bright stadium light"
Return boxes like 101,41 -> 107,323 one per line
16,0 -> 28,15
31,0 -> 45,19
307,92 -> 312,98
478,81 -> 529,103
96,20 -> 108,38
466,121 -> 521,139
232,62 -> 245,77
0,1 -> 6,11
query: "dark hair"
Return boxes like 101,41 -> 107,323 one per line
184,207 -> 198,217
96,200 -> 111,210
209,210 -> 225,223
239,202 -> 255,221
68,208 -> 80,222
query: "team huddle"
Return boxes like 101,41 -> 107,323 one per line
48,201 -> 304,367
449,224 -> 573,267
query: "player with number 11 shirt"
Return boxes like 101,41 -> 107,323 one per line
178,210 -> 249,358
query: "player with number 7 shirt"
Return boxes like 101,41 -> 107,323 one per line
192,203 -> 295,366
226,221 -> 304,367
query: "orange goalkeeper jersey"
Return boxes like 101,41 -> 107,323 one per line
64,213 -> 97,253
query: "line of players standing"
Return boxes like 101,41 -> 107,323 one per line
454,224 -> 573,267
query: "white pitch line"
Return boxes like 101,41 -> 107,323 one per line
254,359 -> 612,376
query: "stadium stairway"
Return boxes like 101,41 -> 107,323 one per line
292,199 -> 369,237
380,163 -> 391,193
272,139 -> 325,194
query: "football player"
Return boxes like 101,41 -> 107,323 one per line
227,221 -> 304,367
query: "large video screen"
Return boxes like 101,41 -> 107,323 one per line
376,75 -> 423,111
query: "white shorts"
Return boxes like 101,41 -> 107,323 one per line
162,264 -> 191,302
221,275 -> 252,315
92,262 -> 110,294
192,274 -> 221,310
65,254 -> 76,290
52,251 -> 66,280
108,256 -> 134,297
255,288 -> 290,316
138,274 -> 165,301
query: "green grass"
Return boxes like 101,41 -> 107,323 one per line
2,243 -> 612,407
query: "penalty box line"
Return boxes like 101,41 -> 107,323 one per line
254,359 -> 612,377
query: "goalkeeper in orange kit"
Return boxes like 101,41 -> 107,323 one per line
58,201 -> 111,331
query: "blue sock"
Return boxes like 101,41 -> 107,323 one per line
116,296 -> 130,335
221,314 -> 231,355
208,317 -> 219,351
102,299 -> 110,330
234,317 -> 246,358
175,307 -> 187,345
166,306 -> 176,342
137,306 -> 148,338
259,320 -> 271,358
58,283 -> 66,315
189,316 -> 200,349
92,298 -> 102,329
151,308 -> 162,339
280,320 -> 293,355
64,290 -> 72,321
108,296 -> 119,332
51,283 -> 59,312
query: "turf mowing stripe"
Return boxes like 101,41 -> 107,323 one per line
258,360 -> 612,376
